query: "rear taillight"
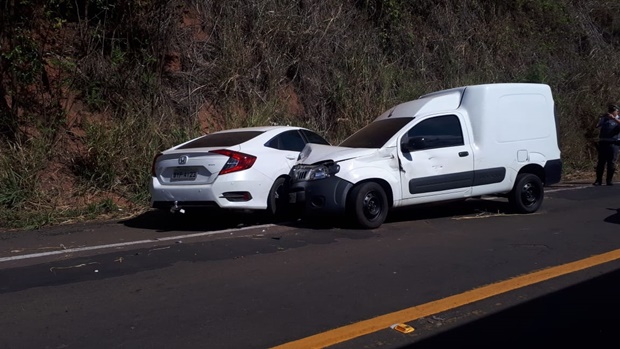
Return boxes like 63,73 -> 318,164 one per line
211,149 -> 257,175
151,153 -> 163,177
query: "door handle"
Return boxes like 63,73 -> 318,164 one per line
458,151 -> 469,157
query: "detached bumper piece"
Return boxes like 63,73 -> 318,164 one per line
288,176 -> 353,215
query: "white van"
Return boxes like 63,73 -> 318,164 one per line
288,83 -> 563,228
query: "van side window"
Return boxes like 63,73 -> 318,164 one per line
405,115 -> 464,151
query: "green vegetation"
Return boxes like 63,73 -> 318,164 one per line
1,0 -> 620,230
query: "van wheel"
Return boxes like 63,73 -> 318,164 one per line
509,173 -> 543,213
267,177 -> 289,219
348,182 -> 388,229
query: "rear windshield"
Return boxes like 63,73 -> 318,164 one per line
178,131 -> 263,149
339,117 -> 413,148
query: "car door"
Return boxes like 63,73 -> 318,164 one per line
397,114 -> 475,205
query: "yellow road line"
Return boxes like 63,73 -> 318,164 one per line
273,248 -> 620,349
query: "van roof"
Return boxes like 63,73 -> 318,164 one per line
375,83 -> 551,121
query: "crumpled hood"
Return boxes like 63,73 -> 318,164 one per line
298,143 -> 377,164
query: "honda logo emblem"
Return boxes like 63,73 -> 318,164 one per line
178,155 -> 188,165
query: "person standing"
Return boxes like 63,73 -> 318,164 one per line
594,104 -> 620,186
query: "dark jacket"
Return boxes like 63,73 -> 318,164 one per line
597,114 -> 620,143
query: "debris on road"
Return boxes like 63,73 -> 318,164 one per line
49,262 -> 99,274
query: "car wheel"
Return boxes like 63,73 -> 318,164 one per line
509,173 -> 543,213
267,177 -> 289,218
348,182 -> 388,229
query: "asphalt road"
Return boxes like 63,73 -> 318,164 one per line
1,181 -> 620,348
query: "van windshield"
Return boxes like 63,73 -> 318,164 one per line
339,117 -> 413,148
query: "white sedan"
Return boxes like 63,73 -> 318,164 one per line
149,126 -> 330,217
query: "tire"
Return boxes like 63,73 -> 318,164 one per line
509,173 -> 543,213
266,177 -> 289,218
348,182 -> 388,229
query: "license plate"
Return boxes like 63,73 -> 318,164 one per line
172,168 -> 197,181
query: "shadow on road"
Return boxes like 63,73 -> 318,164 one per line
120,209 -> 278,232
400,267 -> 620,348
120,198 -> 515,232
604,208 -> 620,224
386,197 -> 511,224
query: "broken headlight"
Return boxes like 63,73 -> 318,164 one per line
291,161 -> 340,181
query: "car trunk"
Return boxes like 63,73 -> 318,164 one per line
155,149 -> 231,185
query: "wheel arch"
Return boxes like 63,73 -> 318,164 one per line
275,173 -> 291,183
517,164 -> 545,184
347,178 -> 394,209
266,174 -> 291,214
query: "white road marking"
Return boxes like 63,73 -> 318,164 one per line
0,223 -> 275,263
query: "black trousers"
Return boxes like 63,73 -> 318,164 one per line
596,141 -> 619,183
